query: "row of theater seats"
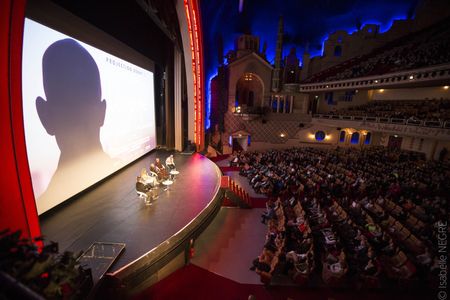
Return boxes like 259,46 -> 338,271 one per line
303,17 -> 450,83
240,146 -> 446,288
253,197 -> 315,285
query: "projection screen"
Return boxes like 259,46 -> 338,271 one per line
22,18 -> 156,215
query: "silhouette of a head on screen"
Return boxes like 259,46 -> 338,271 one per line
36,38 -> 112,206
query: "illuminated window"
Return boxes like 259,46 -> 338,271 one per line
315,131 -> 326,141
271,98 -> 277,112
325,92 -> 334,105
285,98 -> 290,113
364,132 -> 371,145
351,132 -> 360,144
344,90 -> 355,101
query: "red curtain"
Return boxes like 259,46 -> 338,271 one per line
0,0 -> 41,240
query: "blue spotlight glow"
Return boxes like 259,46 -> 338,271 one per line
206,72 -> 218,130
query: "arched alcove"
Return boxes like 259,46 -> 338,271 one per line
235,72 -> 263,109
334,45 -> 342,57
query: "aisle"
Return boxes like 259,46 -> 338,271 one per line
191,207 -> 266,284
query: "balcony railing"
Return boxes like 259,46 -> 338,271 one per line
313,114 -> 450,129
300,63 -> 450,92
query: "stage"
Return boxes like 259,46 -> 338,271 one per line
39,150 -> 223,288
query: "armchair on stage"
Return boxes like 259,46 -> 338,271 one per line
135,155 -> 179,205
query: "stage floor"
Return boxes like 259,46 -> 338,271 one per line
40,150 -> 221,272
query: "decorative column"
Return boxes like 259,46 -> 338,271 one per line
183,0 -> 205,150
271,16 -> 283,92
174,47 -> 183,151
290,95 -> 294,113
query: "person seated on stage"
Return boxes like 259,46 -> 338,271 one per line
155,158 -> 169,180
149,163 -> 161,181
140,168 -> 151,182
147,164 -> 158,177
136,176 -> 151,199
136,176 -> 157,203
155,157 -> 166,171
165,154 -> 176,171
136,176 -> 149,192
140,167 -> 159,187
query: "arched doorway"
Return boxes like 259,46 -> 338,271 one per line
231,130 -> 251,152
235,73 -> 263,111
388,135 -> 403,150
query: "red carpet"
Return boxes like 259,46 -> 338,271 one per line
219,166 -> 241,172
222,197 -> 238,207
208,155 -> 230,162
249,197 -> 268,208
132,264 -> 432,300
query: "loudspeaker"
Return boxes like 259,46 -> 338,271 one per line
188,141 -> 196,152
182,140 -> 196,154
299,123 -> 304,128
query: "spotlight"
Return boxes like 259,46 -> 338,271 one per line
444,86 -> 449,90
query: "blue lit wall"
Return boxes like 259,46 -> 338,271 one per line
201,0 -> 417,130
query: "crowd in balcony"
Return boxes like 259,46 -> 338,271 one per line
242,147 -> 448,287
328,99 -> 450,123
304,18 -> 450,83
326,36 -> 450,82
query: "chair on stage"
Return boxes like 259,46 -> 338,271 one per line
137,191 -> 151,205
